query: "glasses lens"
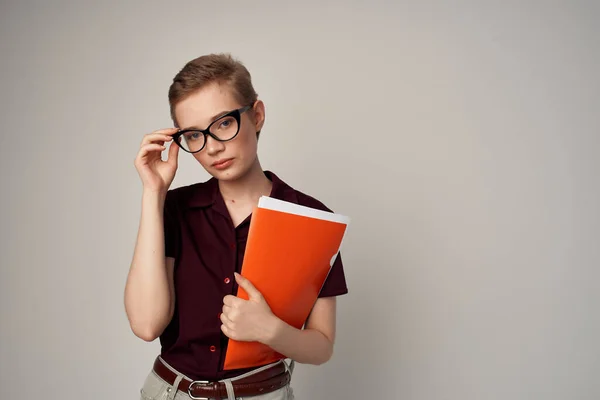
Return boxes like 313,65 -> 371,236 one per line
179,131 -> 205,153
209,115 -> 239,140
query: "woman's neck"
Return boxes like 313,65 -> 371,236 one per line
217,159 -> 272,204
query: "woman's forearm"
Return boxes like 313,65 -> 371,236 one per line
262,317 -> 333,365
124,189 -> 174,341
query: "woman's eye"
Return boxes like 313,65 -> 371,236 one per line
220,120 -> 231,128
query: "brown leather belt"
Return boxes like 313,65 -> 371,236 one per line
152,357 -> 290,399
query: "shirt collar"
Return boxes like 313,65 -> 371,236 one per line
187,170 -> 297,209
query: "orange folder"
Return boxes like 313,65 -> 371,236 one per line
223,196 -> 350,370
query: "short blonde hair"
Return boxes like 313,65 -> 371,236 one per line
168,53 -> 260,136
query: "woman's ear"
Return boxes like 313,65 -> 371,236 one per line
252,100 -> 266,134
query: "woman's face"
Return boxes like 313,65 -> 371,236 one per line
174,82 -> 265,181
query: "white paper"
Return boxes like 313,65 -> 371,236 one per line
257,196 -> 351,225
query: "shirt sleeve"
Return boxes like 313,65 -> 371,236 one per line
163,190 -> 180,259
318,251 -> 349,297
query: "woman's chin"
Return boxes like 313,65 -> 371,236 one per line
209,164 -> 248,182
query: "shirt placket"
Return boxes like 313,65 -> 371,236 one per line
215,222 -> 239,374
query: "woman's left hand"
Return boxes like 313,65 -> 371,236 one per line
221,272 -> 279,343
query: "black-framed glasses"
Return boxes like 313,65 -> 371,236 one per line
173,104 -> 253,153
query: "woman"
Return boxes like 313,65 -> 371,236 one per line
125,53 -> 348,400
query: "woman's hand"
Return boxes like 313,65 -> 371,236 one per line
221,273 -> 280,343
134,128 -> 180,193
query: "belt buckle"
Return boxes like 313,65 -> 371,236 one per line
187,380 -> 211,400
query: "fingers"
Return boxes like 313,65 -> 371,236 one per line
141,132 -> 174,147
154,128 -> 180,135
138,143 -> 166,159
140,128 -> 178,146
135,129 -> 179,166
221,323 -> 234,339
220,308 -> 233,324
166,136 -> 180,167
234,273 -> 262,300
134,143 -> 165,166
221,306 -> 236,340
221,313 -> 235,339
223,295 -> 240,307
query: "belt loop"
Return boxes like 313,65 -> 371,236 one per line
223,378 -> 236,400
167,374 -> 183,400
285,359 -> 295,376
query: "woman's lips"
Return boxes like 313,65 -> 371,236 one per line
212,158 -> 234,170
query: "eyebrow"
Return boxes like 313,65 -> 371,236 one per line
180,109 -> 231,131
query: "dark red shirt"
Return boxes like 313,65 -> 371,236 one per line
159,171 -> 348,381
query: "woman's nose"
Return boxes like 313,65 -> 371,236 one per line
205,135 -> 225,155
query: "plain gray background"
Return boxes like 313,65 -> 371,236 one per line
1,1 -> 599,399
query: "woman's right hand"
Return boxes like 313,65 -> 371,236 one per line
134,128 -> 180,193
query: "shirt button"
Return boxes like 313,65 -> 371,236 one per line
230,243 -> 236,249
210,345 -> 216,352
224,277 -> 231,284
